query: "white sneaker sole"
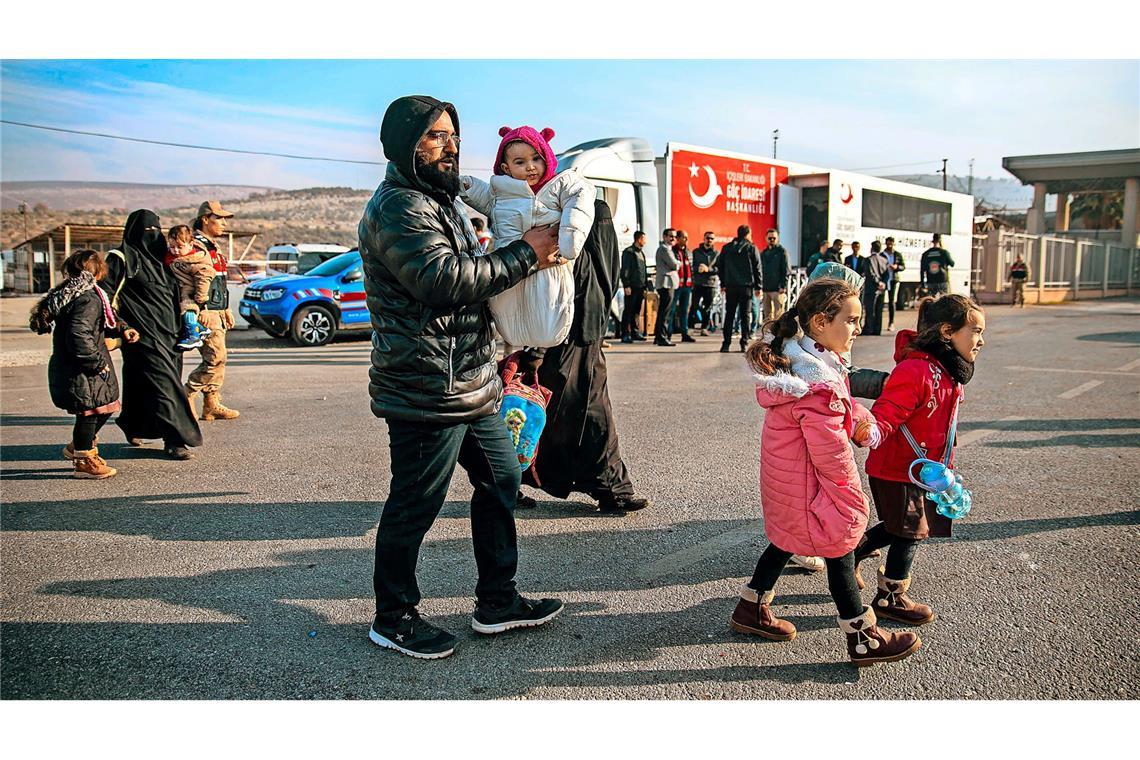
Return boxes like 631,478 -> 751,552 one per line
790,555 -> 825,572
471,604 -> 564,635
368,628 -> 455,660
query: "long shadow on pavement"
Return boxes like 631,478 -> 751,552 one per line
1,495 -> 868,698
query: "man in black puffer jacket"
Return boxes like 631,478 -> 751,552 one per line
359,95 -> 565,660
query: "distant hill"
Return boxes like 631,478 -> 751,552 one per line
881,173 -> 1046,212
0,184 -> 372,257
0,181 -> 278,213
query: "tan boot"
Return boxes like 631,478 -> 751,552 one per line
73,448 -> 117,480
729,587 -> 797,641
63,434 -> 98,460
201,391 -> 240,420
872,569 -> 935,625
839,606 -> 920,667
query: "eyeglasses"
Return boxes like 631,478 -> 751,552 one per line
424,130 -> 461,148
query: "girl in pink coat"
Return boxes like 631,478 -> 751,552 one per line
729,278 -> 921,666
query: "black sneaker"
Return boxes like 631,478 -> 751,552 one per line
471,595 -> 564,635
681,334 -> 696,343
515,491 -> 538,510
597,495 -> 651,513
719,345 -> 731,353
369,609 -> 457,659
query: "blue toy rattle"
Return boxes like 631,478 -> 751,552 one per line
899,399 -> 972,519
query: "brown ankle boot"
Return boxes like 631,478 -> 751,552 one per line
730,587 -> 797,641
872,569 -> 935,625
62,434 -> 99,460
839,606 -> 920,667
201,391 -> 240,420
72,448 -> 117,480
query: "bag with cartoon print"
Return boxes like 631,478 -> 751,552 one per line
497,351 -> 553,472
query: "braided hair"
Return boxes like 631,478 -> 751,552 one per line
745,278 -> 859,374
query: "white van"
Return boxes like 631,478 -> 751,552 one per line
265,243 -> 351,276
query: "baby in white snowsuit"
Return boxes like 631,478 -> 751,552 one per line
461,125 -> 595,347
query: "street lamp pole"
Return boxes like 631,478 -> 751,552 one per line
772,129 -> 779,159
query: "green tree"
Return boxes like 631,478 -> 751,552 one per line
1069,192 -> 1124,230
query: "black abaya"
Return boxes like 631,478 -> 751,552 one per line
103,210 -> 202,447
522,200 -> 634,500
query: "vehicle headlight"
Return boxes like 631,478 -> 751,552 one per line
260,288 -> 286,301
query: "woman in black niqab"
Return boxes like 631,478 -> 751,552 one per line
102,209 -> 203,456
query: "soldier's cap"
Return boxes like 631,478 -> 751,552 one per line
196,200 -> 234,219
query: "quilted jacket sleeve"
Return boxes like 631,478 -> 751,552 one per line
63,295 -> 107,375
848,366 -> 889,400
552,171 -> 596,261
368,199 -> 536,311
170,257 -> 213,313
869,360 -> 927,439
459,176 -> 494,217
793,389 -> 868,517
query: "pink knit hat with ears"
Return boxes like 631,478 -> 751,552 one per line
494,125 -> 558,192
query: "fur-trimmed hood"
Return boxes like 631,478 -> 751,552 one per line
754,333 -> 849,409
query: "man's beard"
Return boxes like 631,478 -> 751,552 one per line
415,152 -> 461,196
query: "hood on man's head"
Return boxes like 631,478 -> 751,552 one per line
379,95 -> 459,181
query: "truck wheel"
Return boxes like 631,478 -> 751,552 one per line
291,305 -> 337,346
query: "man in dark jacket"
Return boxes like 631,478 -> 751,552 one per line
920,233 -> 955,295
520,200 -> 650,514
759,228 -> 790,323
824,239 -> 844,265
619,231 -> 648,343
359,95 -> 564,660
690,231 -> 718,336
715,225 -> 762,353
860,241 -> 889,336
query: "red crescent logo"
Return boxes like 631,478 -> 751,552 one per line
840,183 -> 854,204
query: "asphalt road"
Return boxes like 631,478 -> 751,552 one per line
2,300 -> 1138,699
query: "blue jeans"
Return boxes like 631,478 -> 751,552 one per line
374,413 -> 521,614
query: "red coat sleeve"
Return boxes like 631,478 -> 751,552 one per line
870,360 -> 929,439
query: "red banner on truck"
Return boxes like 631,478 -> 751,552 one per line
668,148 -> 789,241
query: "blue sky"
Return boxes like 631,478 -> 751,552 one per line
2,60 -> 1136,189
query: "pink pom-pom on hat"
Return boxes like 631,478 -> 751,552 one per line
494,125 -> 558,191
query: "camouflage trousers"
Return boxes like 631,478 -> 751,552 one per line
186,309 -> 229,393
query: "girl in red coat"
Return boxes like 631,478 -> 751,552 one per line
731,278 -> 920,666
855,295 -> 986,624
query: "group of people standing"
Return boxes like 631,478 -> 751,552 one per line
32,202 -> 241,478
618,225 -> 792,352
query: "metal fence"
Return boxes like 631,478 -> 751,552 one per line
982,230 -> 1138,299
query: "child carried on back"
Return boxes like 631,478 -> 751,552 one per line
166,224 -> 214,352
460,125 -> 595,347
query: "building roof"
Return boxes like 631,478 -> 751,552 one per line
12,223 -> 259,251
1002,148 -> 1140,193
